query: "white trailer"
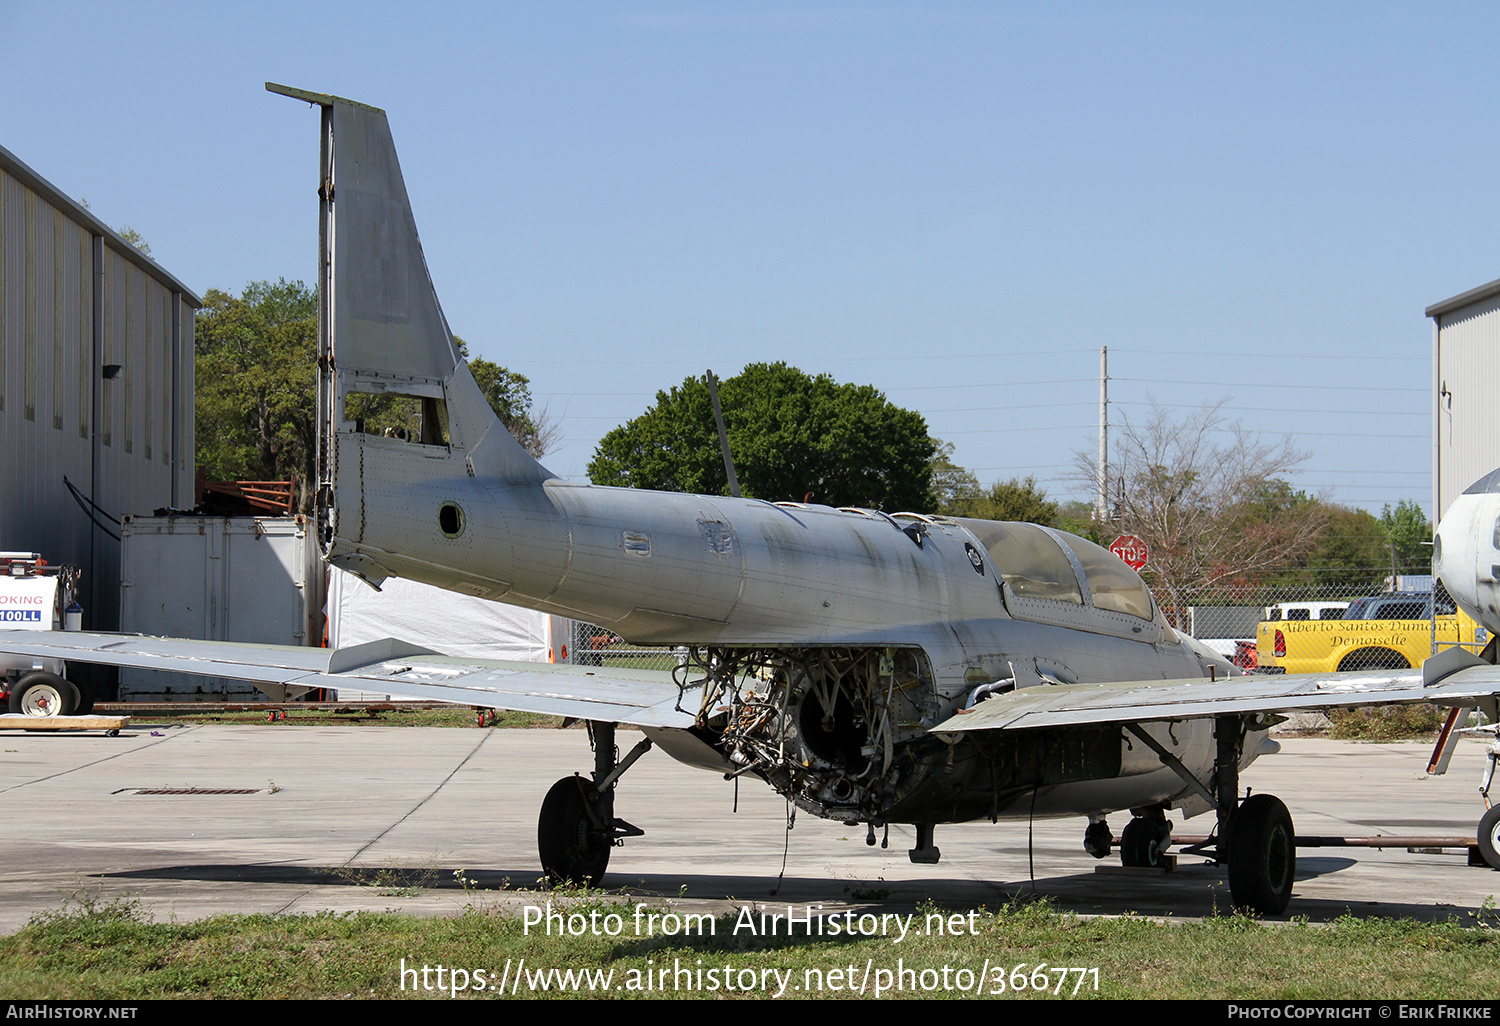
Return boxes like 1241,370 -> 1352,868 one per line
118,515 -> 323,700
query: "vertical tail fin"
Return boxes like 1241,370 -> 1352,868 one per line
268,83 -> 462,382
269,84 -> 552,585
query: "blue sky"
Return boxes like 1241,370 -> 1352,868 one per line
4,1 -> 1493,517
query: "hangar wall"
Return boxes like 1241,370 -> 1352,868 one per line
1430,278 -> 1500,520
0,144 -> 198,630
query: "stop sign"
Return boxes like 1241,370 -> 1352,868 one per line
1110,534 -> 1149,570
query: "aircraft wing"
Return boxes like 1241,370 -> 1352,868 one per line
0,630 -> 695,729
932,646 -> 1500,734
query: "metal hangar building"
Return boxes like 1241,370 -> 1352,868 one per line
0,144 -> 199,631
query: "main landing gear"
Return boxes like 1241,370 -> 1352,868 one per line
1226,793 -> 1296,914
1471,719 -> 1500,870
537,721 -> 651,887
1100,715 -> 1295,914
1213,714 -> 1296,914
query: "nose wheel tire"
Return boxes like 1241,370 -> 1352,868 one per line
538,776 -> 612,887
1228,794 -> 1296,915
1120,816 -> 1172,868
8,672 -> 79,717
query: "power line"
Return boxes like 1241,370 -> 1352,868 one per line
1114,377 -> 1426,393
1114,348 -> 1427,362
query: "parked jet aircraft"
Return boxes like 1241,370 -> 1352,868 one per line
5,84 -> 1500,916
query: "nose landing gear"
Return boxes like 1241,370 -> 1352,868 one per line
1120,810 -> 1172,869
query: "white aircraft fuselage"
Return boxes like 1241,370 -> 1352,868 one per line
1436,468 -> 1500,639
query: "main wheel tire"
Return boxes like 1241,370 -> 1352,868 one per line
1229,794 -> 1296,915
538,776 -> 611,887
1121,817 -> 1170,868
9,672 -> 78,718
1476,806 -> 1500,869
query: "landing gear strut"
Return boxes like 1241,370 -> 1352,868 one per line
537,721 -> 651,887
1473,726 -> 1500,869
1215,715 -> 1296,915
1119,715 -> 1295,912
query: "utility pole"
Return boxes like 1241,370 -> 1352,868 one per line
1098,345 -> 1109,520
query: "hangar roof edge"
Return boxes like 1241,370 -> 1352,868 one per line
0,143 -> 201,307
1427,277 -> 1500,320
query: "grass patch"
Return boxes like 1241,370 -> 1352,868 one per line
1326,704 -> 1447,741
4,894 -> 1500,999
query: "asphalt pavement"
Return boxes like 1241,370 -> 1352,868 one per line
0,723 -> 1496,932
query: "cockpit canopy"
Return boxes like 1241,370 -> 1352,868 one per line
955,519 -> 1160,624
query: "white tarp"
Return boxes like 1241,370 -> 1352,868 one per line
326,569 -> 564,700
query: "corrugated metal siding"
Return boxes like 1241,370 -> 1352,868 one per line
0,156 -> 196,630
2,173 -> 14,414
0,171 -> 91,620
176,294 -> 193,490
1435,293 -> 1500,517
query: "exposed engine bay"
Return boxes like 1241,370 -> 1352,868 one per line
675,645 -> 1127,827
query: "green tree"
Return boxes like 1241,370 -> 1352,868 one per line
196,279 -> 319,509
929,440 -> 982,513
936,466 -> 1059,525
196,280 -> 550,509
463,349 -> 558,458
980,477 -> 1060,524
1052,499 -> 1108,544
116,226 -> 150,256
1282,503 -> 1389,591
588,362 -> 937,511
1381,499 -> 1432,577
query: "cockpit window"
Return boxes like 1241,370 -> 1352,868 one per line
1059,534 -> 1155,620
1464,468 -> 1500,495
962,521 -> 1083,604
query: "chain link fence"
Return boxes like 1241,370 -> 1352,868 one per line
1164,573 -> 1440,642
570,621 -> 682,672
